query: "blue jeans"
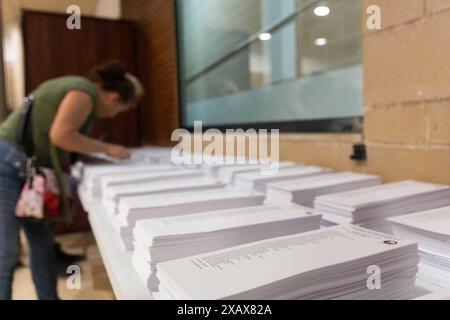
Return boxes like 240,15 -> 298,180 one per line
0,140 -> 58,300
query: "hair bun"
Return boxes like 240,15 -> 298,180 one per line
88,60 -> 137,103
96,60 -> 126,82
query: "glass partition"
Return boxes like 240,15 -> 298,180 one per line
177,0 -> 363,132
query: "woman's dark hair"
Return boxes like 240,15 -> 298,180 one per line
88,60 -> 135,103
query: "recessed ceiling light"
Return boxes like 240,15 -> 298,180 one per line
315,37 -> 328,46
314,5 -> 330,17
258,33 -> 272,41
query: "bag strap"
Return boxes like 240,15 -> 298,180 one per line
49,144 -> 73,225
16,94 -> 35,157
17,92 -> 73,225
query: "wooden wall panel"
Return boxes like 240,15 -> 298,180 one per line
23,11 -> 140,147
122,0 -> 179,145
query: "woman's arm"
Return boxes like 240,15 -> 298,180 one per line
49,90 -> 130,159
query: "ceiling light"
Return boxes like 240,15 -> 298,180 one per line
258,33 -> 272,41
314,5 -> 330,17
315,38 -> 328,46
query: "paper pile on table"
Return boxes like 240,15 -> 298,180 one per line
217,162 -> 298,184
234,166 -> 332,193
77,147 -> 172,166
80,164 -> 175,198
266,172 -> 381,207
200,157 -> 260,177
99,169 -> 203,196
131,204 -> 322,291
131,147 -> 173,164
103,176 -> 226,215
157,225 -> 419,300
113,188 -> 265,250
415,289 -> 450,300
315,181 -> 450,234
388,206 -> 450,292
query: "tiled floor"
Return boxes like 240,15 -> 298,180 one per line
12,232 -> 115,300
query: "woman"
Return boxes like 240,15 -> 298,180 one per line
0,61 -> 144,300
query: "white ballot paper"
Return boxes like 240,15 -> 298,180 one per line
103,177 -> 226,215
315,181 -> 450,233
81,163 -> 175,197
99,169 -> 203,192
415,289 -> 450,300
388,206 -> 450,291
266,172 -> 381,207
131,204 -> 321,291
114,188 -> 265,250
131,147 -> 174,164
82,147 -> 172,164
157,224 -> 419,300
217,162 -> 298,185
234,166 -> 332,193
200,156 -> 250,176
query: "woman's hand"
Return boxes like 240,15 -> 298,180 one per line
106,144 -> 131,160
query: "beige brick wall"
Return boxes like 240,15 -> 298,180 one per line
363,0 -> 450,184
426,0 -> 450,14
364,0 -> 424,31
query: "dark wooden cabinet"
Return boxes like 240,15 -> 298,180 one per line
23,10 -> 141,147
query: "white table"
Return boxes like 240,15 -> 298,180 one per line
79,186 -> 153,300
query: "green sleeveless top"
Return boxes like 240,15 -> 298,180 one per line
0,76 -> 98,167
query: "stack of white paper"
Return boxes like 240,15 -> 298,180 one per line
157,225 -> 419,300
415,289 -> 450,300
103,177 -> 226,215
201,156 -> 254,177
113,188 -> 265,250
84,147 -> 173,164
131,147 -> 173,164
234,166 -> 332,193
81,164 -> 175,198
388,206 -> 450,291
266,172 -> 381,207
131,204 -> 322,291
99,169 -> 203,195
217,162 -> 298,184
71,148 -> 170,180
315,181 -> 450,234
